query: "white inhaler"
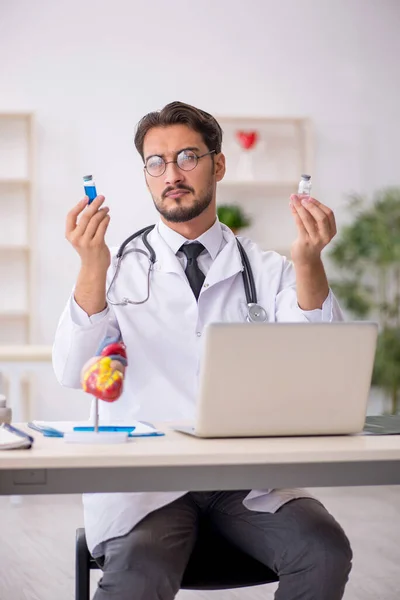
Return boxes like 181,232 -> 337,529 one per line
298,174 -> 312,197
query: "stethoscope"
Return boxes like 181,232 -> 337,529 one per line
106,225 -> 268,323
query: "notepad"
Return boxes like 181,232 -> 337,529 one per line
28,420 -> 164,437
0,423 -> 33,450
363,415 -> 400,435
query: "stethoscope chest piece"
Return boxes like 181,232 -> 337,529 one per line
247,303 -> 268,323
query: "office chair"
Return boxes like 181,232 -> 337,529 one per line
76,524 -> 278,599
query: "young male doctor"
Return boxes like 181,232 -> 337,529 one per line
53,101 -> 352,599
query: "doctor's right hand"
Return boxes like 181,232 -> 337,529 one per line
66,196 -> 111,272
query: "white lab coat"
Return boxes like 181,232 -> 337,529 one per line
52,220 -> 343,556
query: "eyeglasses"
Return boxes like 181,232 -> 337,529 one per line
144,149 -> 216,177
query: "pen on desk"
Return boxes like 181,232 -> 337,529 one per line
27,422 -> 64,437
73,426 -> 136,432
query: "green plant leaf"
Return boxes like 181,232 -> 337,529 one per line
330,280 -> 373,317
330,188 -> 400,269
372,328 -> 400,412
329,187 -> 400,411
217,204 -> 251,230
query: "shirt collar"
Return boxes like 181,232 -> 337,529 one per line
157,217 -> 223,260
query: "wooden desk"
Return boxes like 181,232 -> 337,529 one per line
1,425 -> 400,495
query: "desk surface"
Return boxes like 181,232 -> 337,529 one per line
1,424 -> 400,469
1,424 -> 400,495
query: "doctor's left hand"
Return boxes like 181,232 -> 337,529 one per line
289,194 -> 337,266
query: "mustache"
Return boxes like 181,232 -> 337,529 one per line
162,184 -> 194,199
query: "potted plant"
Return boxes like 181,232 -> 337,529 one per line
328,187 -> 400,414
217,204 -> 251,235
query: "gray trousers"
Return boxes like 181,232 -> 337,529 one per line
93,492 -> 352,600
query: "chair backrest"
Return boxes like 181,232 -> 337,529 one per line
76,526 -> 278,598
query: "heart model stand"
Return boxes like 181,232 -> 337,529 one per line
64,339 -> 129,444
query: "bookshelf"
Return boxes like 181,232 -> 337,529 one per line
216,116 -> 313,257
0,113 -> 35,344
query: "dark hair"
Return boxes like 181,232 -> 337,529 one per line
134,101 -> 223,161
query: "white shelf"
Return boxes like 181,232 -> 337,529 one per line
0,112 -> 32,119
0,178 -> 30,186
215,115 -> 312,258
220,180 -> 298,188
0,345 -> 52,362
0,245 -> 30,251
0,310 -> 29,318
215,116 -> 306,124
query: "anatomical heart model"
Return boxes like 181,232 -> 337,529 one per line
80,336 -> 128,435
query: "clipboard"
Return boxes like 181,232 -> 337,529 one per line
28,420 -> 164,438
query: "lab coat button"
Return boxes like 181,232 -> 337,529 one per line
203,283 -> 209,288
196,332 -> 202,337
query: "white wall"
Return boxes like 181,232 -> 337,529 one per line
0,0 -> 399,417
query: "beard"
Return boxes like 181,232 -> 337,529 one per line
151,180 -> 214,223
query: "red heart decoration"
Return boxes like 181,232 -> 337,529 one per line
236,130 -> 258,150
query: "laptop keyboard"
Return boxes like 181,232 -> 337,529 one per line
364,415 -> 400,435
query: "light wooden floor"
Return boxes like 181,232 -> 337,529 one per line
0,487 -> 399,600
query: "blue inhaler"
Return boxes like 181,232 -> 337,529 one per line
83,175 -> 97,204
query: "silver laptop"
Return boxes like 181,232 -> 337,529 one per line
173,322 -> 378,438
